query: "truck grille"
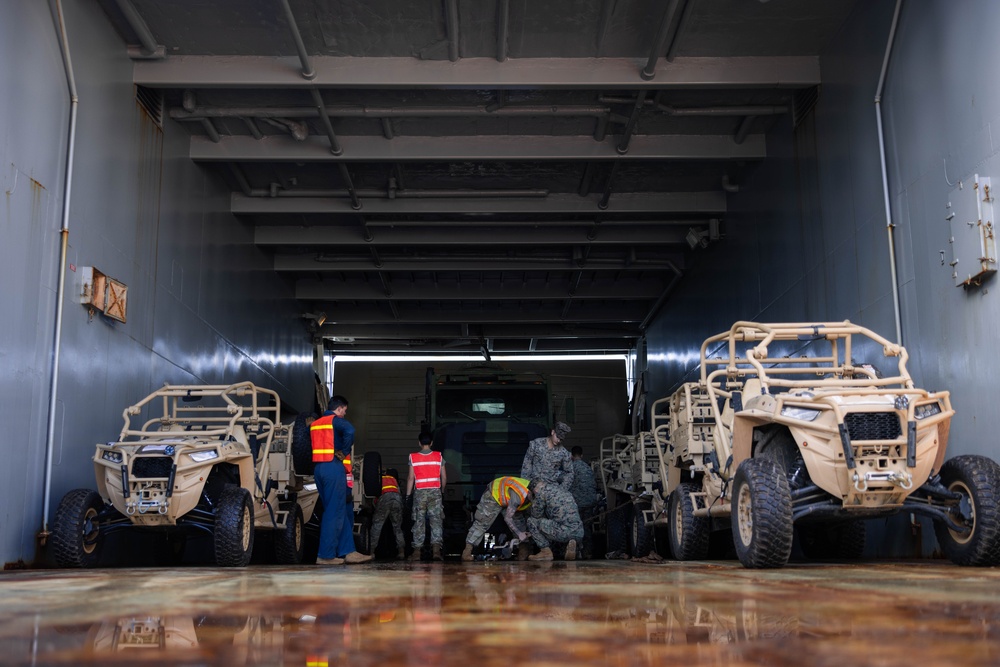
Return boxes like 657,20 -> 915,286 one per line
845,412 -> 901,441
132,456 -> 173,478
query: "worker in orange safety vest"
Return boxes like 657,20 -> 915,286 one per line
310,395 -> 372,566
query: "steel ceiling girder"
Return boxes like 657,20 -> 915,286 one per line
273,255 -> 686,272
306,302 -> 648,324
189,134 -> 766,162
295,278 -> 665,301
133,55 -> 820,89
236,191 -> 726,215
256,224 -> 691,246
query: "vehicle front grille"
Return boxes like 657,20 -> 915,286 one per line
132,456 -> 173,478
845,412 -> 902,441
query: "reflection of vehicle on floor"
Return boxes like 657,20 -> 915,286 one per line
423,365 -> 554,555
657,321 -> 1000,568
50,383 -> 319,568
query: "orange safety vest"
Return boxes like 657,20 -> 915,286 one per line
381,475 -> 400,494
310,414 -> 338,462
490,476 -> 531,510
310,415 -> 353,488
409,451 -> 443,489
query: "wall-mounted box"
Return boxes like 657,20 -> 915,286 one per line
79,266 -> 128,323
947,174 -> 997,288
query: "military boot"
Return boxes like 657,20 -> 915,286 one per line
528,547 -> 553,561
408,548 -> 423,561
432,544 -> 443,561
461,543 -> 474,562
564,539 -> 577,561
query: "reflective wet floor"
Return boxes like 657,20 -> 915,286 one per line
2,560 -> 1000,666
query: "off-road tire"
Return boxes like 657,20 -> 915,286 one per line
630,502 -> 653,557
797,521 -> 863,560
274,503 -> 305,565
214,486 -> 255,567
361,451 -> 382,499
51,489 -> 106,568
668,482 -> 710,560
355,514 -> 373,554
798,520 -> 866,560
731,457 -> 793,569
291,412 -> 317,476
933,455 -> 1000,566
606,502 -> 631,555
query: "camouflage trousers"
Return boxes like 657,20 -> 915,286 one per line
576,503 -> 596,557
527,515 -> 584,550
411,488 -> 443,547
465,492 -> 528,546
371,492 -> 405,551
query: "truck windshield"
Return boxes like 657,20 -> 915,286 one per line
435,386 -> 548,421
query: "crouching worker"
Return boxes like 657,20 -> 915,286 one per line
371,468 -> 406,560
525,480 -> 584,561
462,476 -> 534,562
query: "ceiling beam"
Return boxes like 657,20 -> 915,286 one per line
235,191 -> 726,215
256,225 -> 691,246
134,55 -> 820,89
274,255 -> 685,272
296,279 -> 665,300
190,134 -> 765,162
308,303 -> 648,324
316,323 -> 639,339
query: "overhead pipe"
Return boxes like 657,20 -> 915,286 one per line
250,187 -> 549,198
309,88 -> 343,155
337,163 -> 362,210
639,261 -> 683,331
171,104 -> 619,120
242,117 -> 263,139
578,162 -> 595,196
228,164 -> 254,196
598,161 -> 621,209
199,118 -> 221,142
278,0 -> 316,79
112,0 -> 163,57
640,0 -> 682,80
43,0 -> 79,540
876,0 -> 904,345
445,0 -> 460,62
656,102 -> 788,117
496,0 -> 509,62
617,90 -> 648,154
596,0 -> 616,55
721,174 -> 739,193
260,117 -> 309,140
733,116 -> 756,144
665,0 -> 694,61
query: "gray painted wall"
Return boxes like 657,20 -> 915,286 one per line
0,0 -> 313,567
644,0 -> 1000,558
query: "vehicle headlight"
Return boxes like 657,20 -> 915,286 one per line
780,406 -> 823,421
189,450 -> 219,462
101,450 -> 123,464
914,402 -> 942,420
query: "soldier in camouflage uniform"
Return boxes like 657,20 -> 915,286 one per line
569,446 -> 599,559
521,421 -> 574,490
526,480 -> 584,561
370,468 -> 406,559
406,432 -> 447,561
462,476 -> 533,561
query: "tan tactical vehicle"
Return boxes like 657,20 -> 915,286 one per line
657,320 -> 1000,568
598,432 -> 668,557
50,382 -> 319,567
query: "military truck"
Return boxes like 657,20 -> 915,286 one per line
50,382 -> 320,567
655,320 -> 1000,568
423,365 -> 554,554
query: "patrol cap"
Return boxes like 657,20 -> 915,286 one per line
554,422 -> 572,439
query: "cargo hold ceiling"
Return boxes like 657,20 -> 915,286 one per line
96,0 -> 858,356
